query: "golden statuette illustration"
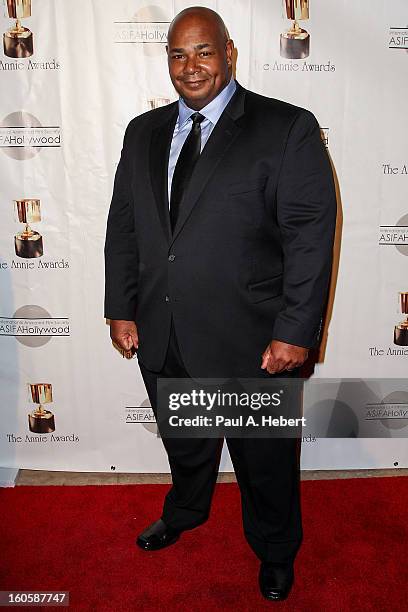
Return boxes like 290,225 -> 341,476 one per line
28,383 -> 55,433
280,0 -> 310,60
14,198 -> 43,258
3,0 -> 34,58
394,292 -> 408,346
147,97 -> 171,110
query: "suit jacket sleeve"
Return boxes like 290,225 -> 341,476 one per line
271,109 -> 337,349
104,124 -> 139,320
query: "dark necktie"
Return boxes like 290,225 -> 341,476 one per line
170,112 -> 205,232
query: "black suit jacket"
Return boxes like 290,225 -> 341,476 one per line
104,81 -> 337,377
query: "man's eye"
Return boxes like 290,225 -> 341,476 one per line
172,54 -> 184,60
200,51 -> 211,57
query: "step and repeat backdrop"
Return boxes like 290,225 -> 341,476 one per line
0,0 -> 407,472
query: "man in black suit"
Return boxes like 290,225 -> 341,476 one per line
105,6 -> 336,602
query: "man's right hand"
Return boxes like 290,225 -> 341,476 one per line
109,319 -> 139,352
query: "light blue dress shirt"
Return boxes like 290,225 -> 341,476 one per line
167,77 -> 237,207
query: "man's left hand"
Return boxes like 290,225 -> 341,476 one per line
261,340 -> 308,374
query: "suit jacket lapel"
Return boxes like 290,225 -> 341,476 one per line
149,103 -> 178,243
170,83 -> 246,245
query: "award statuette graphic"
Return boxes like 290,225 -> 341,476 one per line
147,97 -> 170,110
3,0 -> 34,58
28,383 -> 55,433
394,292 -> 408,346
280,0 -> 310,60
14,198 -> 43,258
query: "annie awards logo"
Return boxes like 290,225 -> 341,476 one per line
262,0 -> 336,73
0,197 -> 70,268
113,5 -> 171,57
1,0 -> 60,70
0,111 -> 61,160
5,382 -> 80,443
368,293 -> 408,359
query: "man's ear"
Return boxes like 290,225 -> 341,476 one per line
226,39 -> 234,64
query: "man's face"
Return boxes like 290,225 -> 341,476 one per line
166,15 -> 233,110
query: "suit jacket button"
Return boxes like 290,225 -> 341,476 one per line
165,295 -> 170,302
168,254 -> 175,261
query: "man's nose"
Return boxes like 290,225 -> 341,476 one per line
184,54 -> 199,73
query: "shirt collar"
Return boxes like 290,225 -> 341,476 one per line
178,77 -> 237,128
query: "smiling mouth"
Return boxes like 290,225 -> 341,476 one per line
182,77 -> 208,83
183,80 -> 207,87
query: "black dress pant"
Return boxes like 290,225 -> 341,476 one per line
137,317 -> 302,563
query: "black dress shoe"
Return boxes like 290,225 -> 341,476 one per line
259,561 -> 294,601
136,518 -> 181,551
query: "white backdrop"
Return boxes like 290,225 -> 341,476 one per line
0,0 -> 407,472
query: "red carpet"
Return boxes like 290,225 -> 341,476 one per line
0,477 -> 407,611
